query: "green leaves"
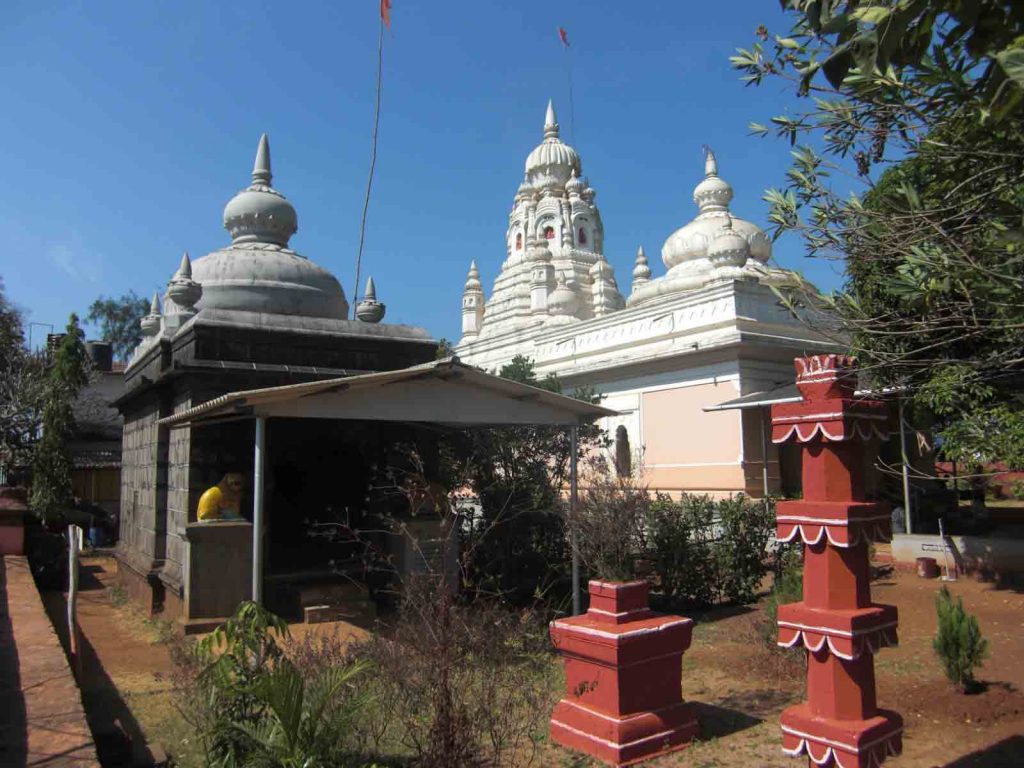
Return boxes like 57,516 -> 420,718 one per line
934,586 -> 989,692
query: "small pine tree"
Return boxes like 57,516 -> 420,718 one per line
30,314 -> 88,522
933,586 -> 989,692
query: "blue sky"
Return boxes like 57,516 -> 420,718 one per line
0,1 -> 847,347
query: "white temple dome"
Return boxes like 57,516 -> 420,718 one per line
524,100 -> 581,187
661,148 -> 771,271
548,274 -> 579,317
707,214 -> 750,267
193,134 -> 349,320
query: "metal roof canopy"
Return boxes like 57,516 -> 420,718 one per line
159,357 -> 617,429
162,357 -> 614,615
702,383 -> 890,412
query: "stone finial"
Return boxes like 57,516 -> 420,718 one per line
544,99 -> 559,140
355,276 -> 386,323
632,246 -> 652,290
168,251 -> 203,312
464,261 -> 482,293
703,145 -> 718,177
140,292 -> 162,337
253,133 -> 272,186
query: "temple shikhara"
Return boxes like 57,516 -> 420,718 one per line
456,101 -> 830,497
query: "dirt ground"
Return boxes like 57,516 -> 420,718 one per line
49,556 -> 1024,767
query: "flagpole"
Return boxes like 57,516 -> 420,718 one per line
353,9 -> 386,319
563,33 -> 576,146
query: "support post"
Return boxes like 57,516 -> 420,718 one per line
570,425 -> 580,616
67,525 -> 81,678
760,407 -> 771,504
252,416 -> 266,604
898,399 -> 912,534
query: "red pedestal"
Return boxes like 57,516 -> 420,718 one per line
549,580 -> 698,766
772,355 -> 902,767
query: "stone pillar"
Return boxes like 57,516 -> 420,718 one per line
549,580 -> 699,766
771,354 -> 902,767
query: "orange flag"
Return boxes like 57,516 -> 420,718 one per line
381,0 -> 392,28
558,27 -> 569,47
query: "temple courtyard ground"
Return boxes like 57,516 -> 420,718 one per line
42,555 -> 1024,767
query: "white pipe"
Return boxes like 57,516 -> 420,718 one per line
760,407 -> 771,502
570,425 -> 580,615
252,416 -> 266,603
898,400 -> 912,534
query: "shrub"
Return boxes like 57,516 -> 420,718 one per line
175,601 -> 367,767
347,574 -> 553,767
934,586 -> 989,692
761,545 -> 804,648
716,495 -> 775,604
572,469 -> 649,581
644,493 -> 776,609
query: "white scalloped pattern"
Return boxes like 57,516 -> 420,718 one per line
782,730 -> 901,768
778,626 -> 898,661
776,521 -> 892,548
772,420 -> 890,445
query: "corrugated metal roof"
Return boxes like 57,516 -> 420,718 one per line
159,357 -> 617,428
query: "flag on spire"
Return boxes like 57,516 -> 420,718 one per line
558,27 -> 569,47
381,0 -> 392,28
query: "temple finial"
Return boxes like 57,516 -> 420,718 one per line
150,291 -> 161,315
703,145 -> 718,177
175,251 -> 192,280
364,275 -> 377,301
253,133 -> 272,186
544,100 -> 559,139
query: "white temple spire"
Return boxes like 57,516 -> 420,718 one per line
632,246 -> 651,292
364,275 -> 377,301
543,99 -> 559,140
703,145 -> 718,177
356,275 -> 386,323
253,133 -> 272,186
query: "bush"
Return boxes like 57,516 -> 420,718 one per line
175,601 -> 367,767
347,574 -> 554,767
644,493 -> 776,609
761,545 -> 804,648
572,472 -> 649,581
934,586 -> 989,692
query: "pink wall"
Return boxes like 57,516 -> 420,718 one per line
640,382 -> 747,495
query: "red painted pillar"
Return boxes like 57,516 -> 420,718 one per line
549,580 -> 699,766
771,355 -> 902,767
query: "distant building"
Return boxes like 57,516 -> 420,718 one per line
70,341 -> 124,522
456,101 -> 831,497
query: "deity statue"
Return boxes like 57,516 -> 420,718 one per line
197,473 -> 244,522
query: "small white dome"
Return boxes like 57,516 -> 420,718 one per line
661,148 -> 771,270
548,274 -> 579,317
524,100 -> 581,187
707,215 -> 750,268
223,134 -> 298,247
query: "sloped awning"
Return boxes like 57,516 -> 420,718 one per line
702,383 -> 801,412
159,357 -> 616,429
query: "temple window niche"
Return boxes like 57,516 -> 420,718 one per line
515,232 -> 523,251
578,227 -> 588,245
614,425 -> 632,477
543,225 -> 555,240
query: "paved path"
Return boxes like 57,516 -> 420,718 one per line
0,555 -> 99,767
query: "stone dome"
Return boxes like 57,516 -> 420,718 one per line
524,100 -> 581,188
193,134 -> 349,319
548,274 -> 579,317
707,215 -> 750,268
661,148 -> 771,271
223,135 -> 298,247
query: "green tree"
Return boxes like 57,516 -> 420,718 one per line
460,355 -> 607,605
30,314 -> 88,521
934,585 -> 988,692
86,291 -> 149,361
732,1 -> 1024,466
0,279 -> 45,470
